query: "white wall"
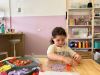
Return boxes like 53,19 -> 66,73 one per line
11,0 -> 66,17
0,0 -> 9,17
66,0 -> 100,9
0,0 -> 100,17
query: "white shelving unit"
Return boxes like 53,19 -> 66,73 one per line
66,0 -> 100,59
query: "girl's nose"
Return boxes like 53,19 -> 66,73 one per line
59,41 -> 63,44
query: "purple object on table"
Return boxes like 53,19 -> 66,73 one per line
8,67 -> 40,75
8,68 -> 29,75
50,63 -> 66,72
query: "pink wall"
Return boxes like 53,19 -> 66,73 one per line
11,16 -> 66,55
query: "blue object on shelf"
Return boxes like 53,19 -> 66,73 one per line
94,41 -> 100,48
69,41 -> 75,48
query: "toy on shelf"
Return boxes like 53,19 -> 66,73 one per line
69,40 -> 91,48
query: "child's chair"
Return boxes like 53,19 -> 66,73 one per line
10,39 -> 20,57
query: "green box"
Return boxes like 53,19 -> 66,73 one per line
94,41 -> 100,48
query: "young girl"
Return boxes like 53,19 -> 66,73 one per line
47,27 -> 81,66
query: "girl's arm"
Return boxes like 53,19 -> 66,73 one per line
47,53 -> 64,61
67,47 -> 81,62
47,45 -> 73,64
47,45 -> 64,61
47,53 -> 73,64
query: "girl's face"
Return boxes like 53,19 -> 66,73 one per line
53,35 -> 66,47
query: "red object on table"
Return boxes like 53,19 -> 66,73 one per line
32,71 -> 39,75
0,72 -> 7,75
66,64 -> 71,71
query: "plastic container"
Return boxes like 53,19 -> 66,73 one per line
78,41 -> 81,48
6,56 -> 40,70
94,41 -> 100,48
85,41 -> 89,48
82,41 -> 85,48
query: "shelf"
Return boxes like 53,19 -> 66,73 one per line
68,38 -> 92,40
94,7 -> 100,10
94,25 -> 100,27
73,50 -> 90,52
69,25 -> 92,27
94,48 -> 100,49
94,38 -> 100,40
94,33 -> 100,35
0,32 -> 23,35
68,25 -> 100,27
71,48 -> 92,50
68,8 -> 92,10
94,16 -> 100,19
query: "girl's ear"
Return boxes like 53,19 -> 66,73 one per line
50,37 -> 54,44
52,38 -> 54,41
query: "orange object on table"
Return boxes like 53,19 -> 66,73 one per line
66,64 -> 71,71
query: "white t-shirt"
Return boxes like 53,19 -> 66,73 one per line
47,44 -> 76,57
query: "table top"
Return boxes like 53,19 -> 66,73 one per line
0,32 -> 23,35
37,58 -> 100,75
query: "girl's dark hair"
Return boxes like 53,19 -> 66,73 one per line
50,27 -> 67,44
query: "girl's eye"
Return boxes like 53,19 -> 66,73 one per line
57,39 -> 60,41
62,39 -> 64,41
56,39 -> 64,42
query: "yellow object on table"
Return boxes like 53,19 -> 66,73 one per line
0,65 -> 11,72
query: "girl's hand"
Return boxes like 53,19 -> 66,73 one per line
63,57 -> 79,66
73,53 -> 81,62
72,59 -> 78,66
